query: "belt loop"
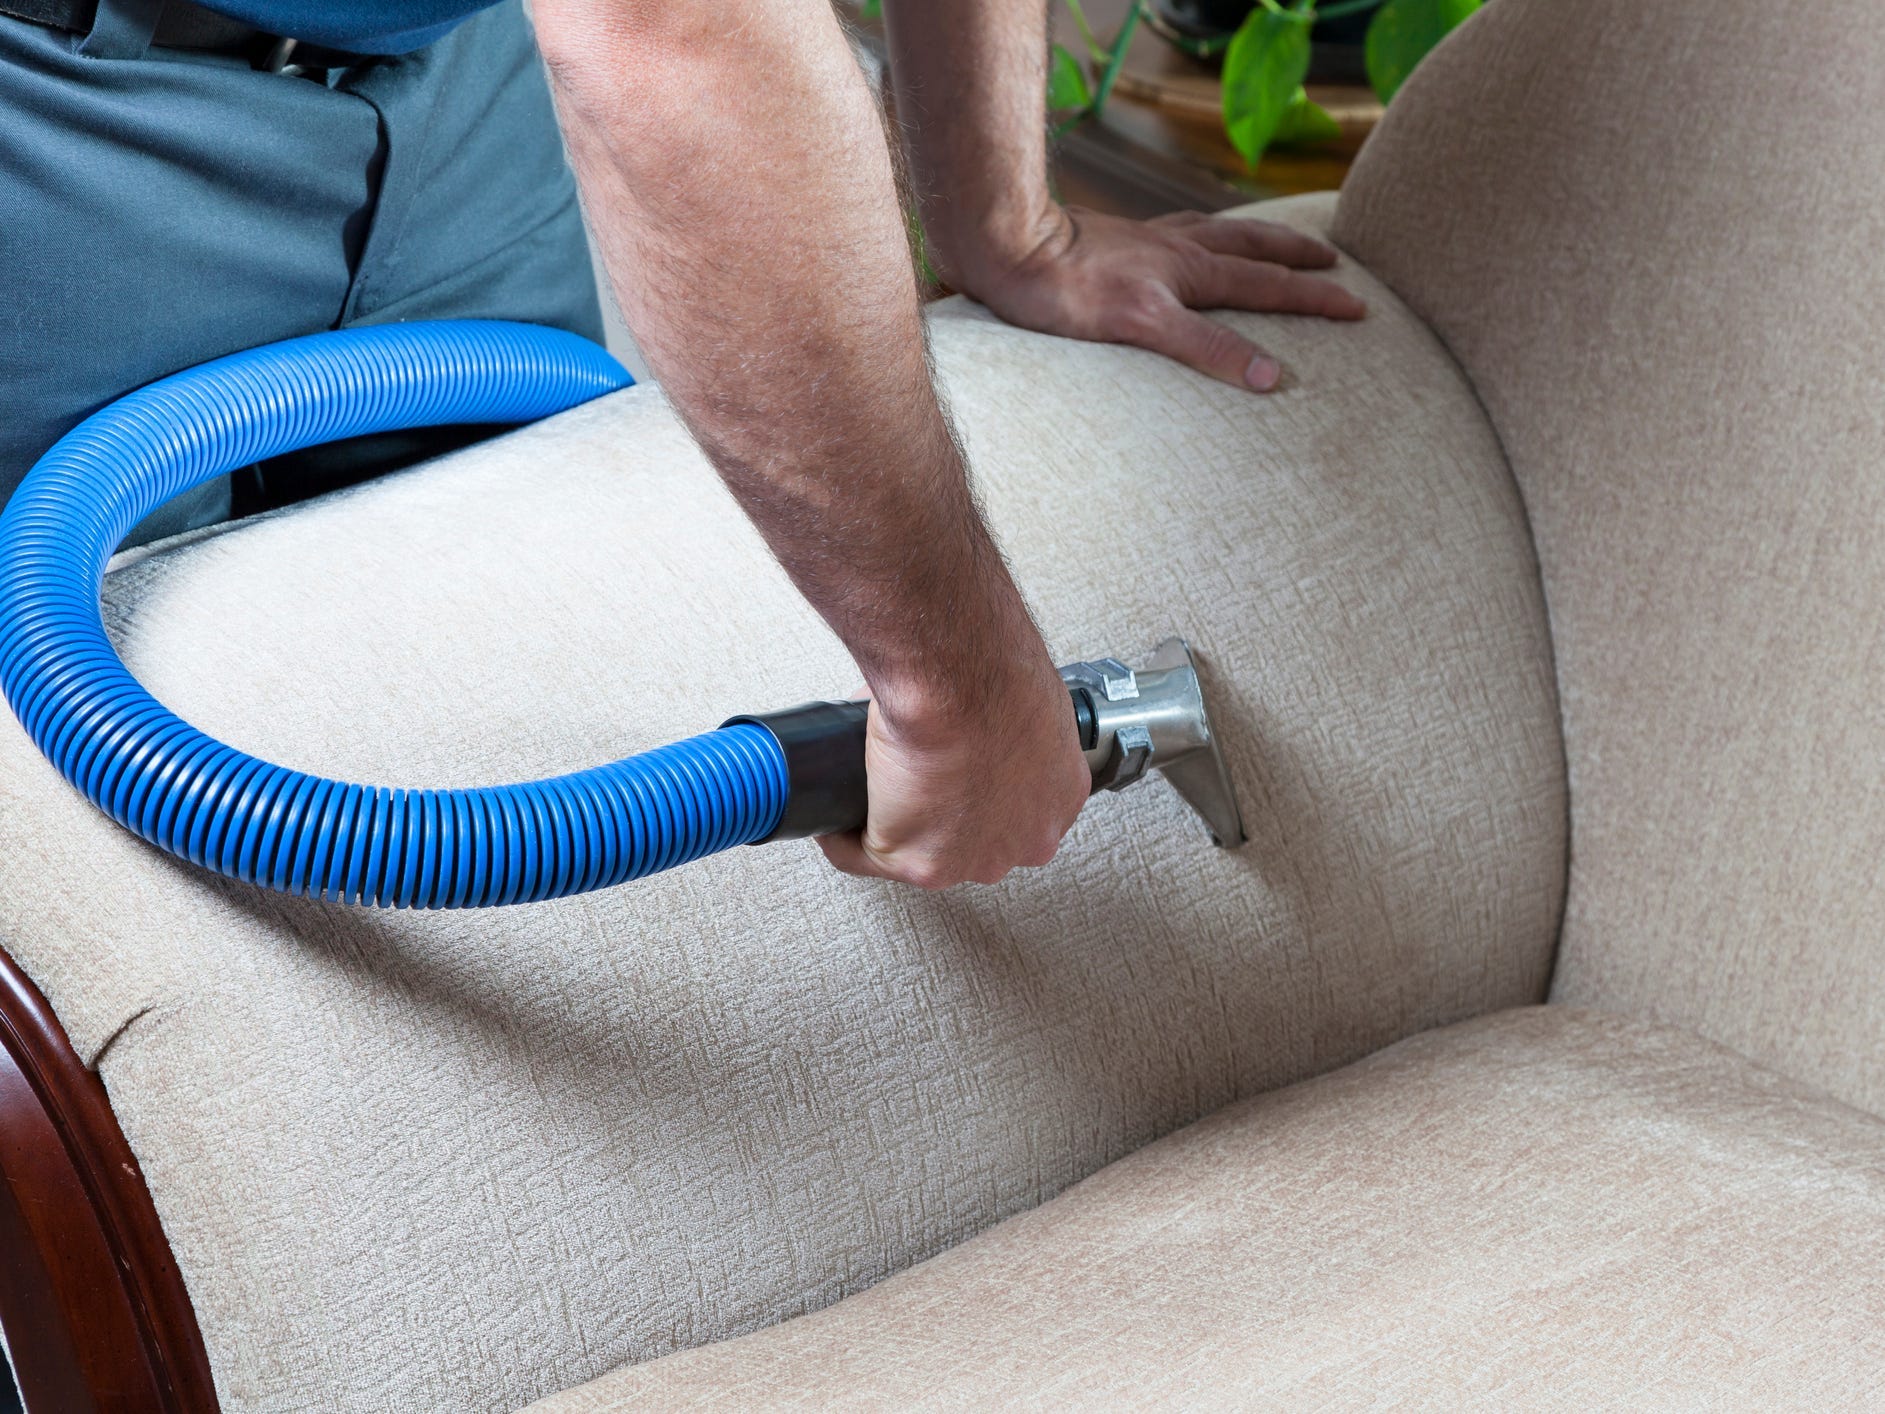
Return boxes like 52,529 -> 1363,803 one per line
79,0 -> 166,58
260,36 -> 301,74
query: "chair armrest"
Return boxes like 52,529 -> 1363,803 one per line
0,942 -> 215,1412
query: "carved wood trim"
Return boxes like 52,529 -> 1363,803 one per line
0,945 -> 216,1412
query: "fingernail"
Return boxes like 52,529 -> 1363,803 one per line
1245,355 -> 1281,391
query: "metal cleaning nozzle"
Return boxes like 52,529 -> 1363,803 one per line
1059,636 -> 1246,848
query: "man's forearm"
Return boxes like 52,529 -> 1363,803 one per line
535,1 -> 1044,720
882,0 -> 1055,289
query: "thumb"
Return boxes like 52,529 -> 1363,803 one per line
817,830 -> 892,879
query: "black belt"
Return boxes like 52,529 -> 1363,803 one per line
0,0 -> 368,69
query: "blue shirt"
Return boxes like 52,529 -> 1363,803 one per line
201,1 -> 501,52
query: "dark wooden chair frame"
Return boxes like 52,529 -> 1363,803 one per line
0,943 -> 216,1412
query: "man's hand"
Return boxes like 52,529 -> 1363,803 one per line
950,206 -> 1366,392
883,0 -> 1365,389
819,657 -> 1092,888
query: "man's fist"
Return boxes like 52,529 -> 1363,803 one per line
817,650 -> 1091,889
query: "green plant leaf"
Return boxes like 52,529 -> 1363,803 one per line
1221,6 -> 1313,167
1364,0 -> 1479,103
858,0 -> 881,19
1272,88 -> 1342,146
1048,42 -> 1093,112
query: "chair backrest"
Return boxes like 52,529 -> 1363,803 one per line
0,207 -> 1565,1412
1335,0 -> 1885,1113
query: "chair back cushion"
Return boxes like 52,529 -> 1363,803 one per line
0,195 -> 1565,1411
1334,0 -> 1885,1112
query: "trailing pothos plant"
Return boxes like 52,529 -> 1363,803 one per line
1049,0 -> 1481,167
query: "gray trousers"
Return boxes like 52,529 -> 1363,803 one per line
0,0 -> 603,543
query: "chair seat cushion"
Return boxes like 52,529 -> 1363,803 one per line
536,1007 -> 1885,1409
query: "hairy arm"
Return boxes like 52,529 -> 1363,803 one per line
534,0 -> 1089,888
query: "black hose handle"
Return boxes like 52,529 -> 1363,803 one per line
721,700 -> 871,840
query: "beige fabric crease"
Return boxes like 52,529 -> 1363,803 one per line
0,195 -> 1565,1412
538,1007 -> 1885,1411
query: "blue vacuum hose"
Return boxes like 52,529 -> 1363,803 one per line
0,321 -> 801,908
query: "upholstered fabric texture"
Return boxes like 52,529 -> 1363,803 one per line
536,1007 -> 1885,1410
0,193 -> 1563,1411
1333,0 -> 1885,1114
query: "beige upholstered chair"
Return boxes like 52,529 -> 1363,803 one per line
3,0 -> 1881,1406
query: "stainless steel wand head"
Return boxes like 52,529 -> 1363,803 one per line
1059,636 -> 1247,848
